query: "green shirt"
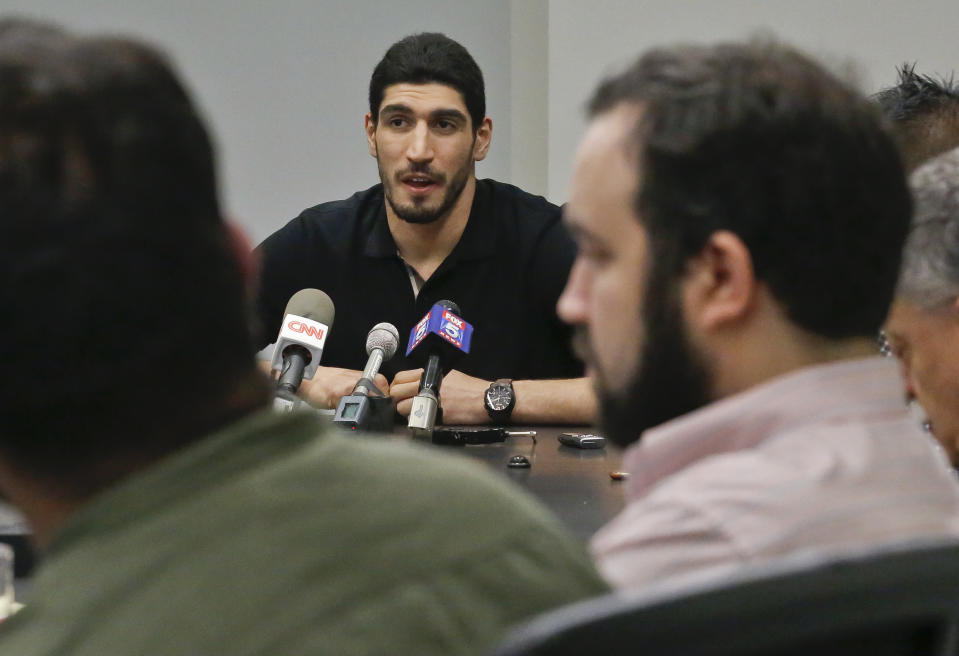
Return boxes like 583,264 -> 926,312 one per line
0,410 -> 607,655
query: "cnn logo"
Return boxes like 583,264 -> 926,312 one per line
287,320 -> 325,339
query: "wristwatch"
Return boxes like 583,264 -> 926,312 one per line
484,378 -> 515,423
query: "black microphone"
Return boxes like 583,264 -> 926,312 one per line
270,289 -> 335,413
405,300 -> 474,438
332,322 -> 400,431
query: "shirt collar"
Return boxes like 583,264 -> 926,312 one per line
44,410 -> 324,557
622,357 -> 908,500
363,179 -> 498,261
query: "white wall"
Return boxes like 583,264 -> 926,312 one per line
509,0 -> 549,198
7,1 -> 959,230
4,0 -> 511,243
546,0 -> 959,201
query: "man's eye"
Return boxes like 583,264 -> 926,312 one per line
388,117 -> 408,128
434,120 -> 456,131
578,245 -> 611,264
887,340 -> 908,360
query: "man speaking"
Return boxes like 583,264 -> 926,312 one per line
254,33 -> 595,425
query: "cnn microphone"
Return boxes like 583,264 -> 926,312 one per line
270,288 -> 335,413
405,300 -> 473,439
332,322 -> 400,431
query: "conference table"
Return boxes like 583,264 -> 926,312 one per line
409,425 -> 626,542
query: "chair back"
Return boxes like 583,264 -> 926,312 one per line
492,540 -> 959,656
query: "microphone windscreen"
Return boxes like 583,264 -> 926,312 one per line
285,288 -> 335,326
366,322 -> 400,360
435,299 -> 460,316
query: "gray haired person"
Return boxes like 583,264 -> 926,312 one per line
884,146 -> 959,464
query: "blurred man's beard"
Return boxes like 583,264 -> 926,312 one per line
598,277 -> 713,449
380,159 -> 472,225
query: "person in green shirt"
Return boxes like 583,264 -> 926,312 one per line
0,19 -> 606,655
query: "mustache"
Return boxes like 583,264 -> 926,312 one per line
396,165 -> 446,183
571,327 -> 592,364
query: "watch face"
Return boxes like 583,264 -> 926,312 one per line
486,386 -> 512,412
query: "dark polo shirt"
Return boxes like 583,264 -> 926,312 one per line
254,179 -> 583,382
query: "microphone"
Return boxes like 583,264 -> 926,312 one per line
270,288 -> 335,413
332,322 -> 400,431
405,300 -> 473,438
354,322 -> 400,397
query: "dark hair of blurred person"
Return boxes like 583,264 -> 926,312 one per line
0,15 -> 69,54
874,64 -> 959,171
0,28 -> 267,505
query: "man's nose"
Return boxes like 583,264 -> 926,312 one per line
895,355 -> 918,403
557,258 -> 589,326
406,122 -> 434,163
903,372 -> 918,403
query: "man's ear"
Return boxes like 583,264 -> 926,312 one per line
365,113 -> 377,158
683,230 -> 757,332
224,221 -> 258,292
473,117 -> 492,162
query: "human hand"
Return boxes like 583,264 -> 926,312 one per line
390,368 -> 490,424
259,360 -> 388,409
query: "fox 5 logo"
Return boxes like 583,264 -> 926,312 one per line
413,315 -> 429,344
442,309 -> 465,330
441,318 -> 462,343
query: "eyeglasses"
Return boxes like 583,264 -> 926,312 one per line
877,330 -> 893,357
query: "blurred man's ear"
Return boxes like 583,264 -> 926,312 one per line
224,221 -> 257,292
682,230 -> 757,334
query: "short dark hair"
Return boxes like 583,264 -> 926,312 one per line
0,15 -> 69,54
588,39 -> 911,340
874,64 -> 959,171
0,29 -> 261,496
369,32 -> 485,131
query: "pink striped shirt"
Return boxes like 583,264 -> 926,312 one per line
591,357 -> 959,591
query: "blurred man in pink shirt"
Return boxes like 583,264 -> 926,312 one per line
557,39 -> 959,591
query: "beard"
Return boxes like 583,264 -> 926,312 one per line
594,271 -> 714,450
379,158 -> 473,225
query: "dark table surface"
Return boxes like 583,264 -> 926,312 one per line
412,426 -> 626,542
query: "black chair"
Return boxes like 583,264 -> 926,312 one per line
492,539 -> 959,656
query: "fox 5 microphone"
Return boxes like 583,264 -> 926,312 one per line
405,300 -> 473,439
333,322 -> 400,431
271,288 -> 335,413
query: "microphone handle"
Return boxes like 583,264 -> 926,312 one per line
408,388 -> 439,438
273,389 -> 304,413
419,353 -> 443,395
362,348 -> 385,380
277,345 -> 310,395
355,348 -> 385,394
